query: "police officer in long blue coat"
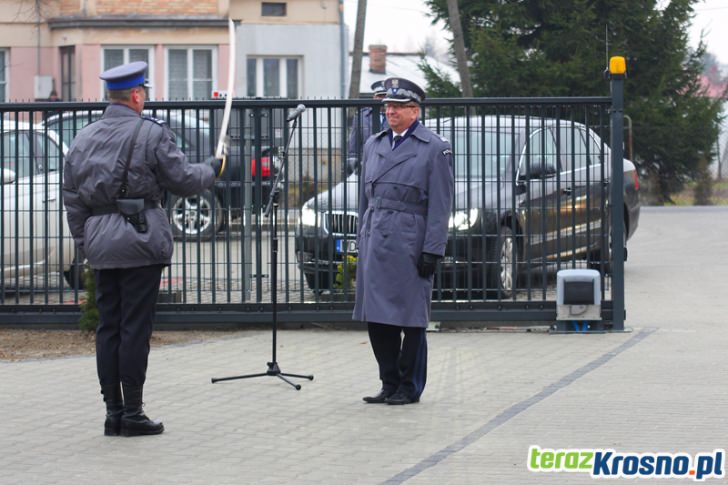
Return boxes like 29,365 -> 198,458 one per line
63,62 -> 224,436
353,78 -> 454,405
347,80 -> 389,173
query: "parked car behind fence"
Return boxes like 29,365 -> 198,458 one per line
295,115 -> 640,297
0,121 -> 81,290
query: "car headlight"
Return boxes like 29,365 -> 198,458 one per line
300,206 -> 319,227
448,209 -> 479,231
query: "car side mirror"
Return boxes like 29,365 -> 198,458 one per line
2,169 -> 17,184
517,160 -> 557,181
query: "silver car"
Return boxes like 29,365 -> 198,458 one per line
1,121 -> 80,289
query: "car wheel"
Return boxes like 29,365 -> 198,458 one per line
589,219 -> 627,274
168,190 -> 224,241
304,272 -> 333,291
487,225 -> 519,298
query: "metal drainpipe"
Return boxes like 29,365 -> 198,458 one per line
36,0 -> 41,85
339,0 -> 346,99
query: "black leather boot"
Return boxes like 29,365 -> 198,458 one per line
101,384 -> 124,436
120,384 -> 164,437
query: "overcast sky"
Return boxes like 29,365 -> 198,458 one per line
691,0 -> 728,65
344,0 -> 728,66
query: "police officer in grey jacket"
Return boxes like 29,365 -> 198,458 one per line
353,78 -> 454,405
63,61 -> 224,436
347,80 -> 388,173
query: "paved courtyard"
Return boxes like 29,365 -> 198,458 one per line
1,206 -> 727,484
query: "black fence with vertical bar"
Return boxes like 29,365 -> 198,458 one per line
0,95 -> 627,326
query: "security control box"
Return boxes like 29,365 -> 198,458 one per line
556,269 -> 601,321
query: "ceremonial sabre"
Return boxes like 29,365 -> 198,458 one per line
215,18 -> 236,165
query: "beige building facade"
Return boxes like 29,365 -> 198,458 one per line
0,0 -> 345,102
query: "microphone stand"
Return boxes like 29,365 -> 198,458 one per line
212,107 -> 313,390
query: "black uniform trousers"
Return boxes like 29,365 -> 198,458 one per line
367,322 -> 428,399
94,265 -> 164,387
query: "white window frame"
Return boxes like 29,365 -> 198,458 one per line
0,49 -> 8,103
101,46 -> 155,99
164,46 -> 218,101
246,56 -> 302,98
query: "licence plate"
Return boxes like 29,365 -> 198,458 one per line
336,239 -> 358,254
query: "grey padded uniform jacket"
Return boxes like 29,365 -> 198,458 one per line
62,103 -> 216,269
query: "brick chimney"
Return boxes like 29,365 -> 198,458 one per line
369,44 -> 387,74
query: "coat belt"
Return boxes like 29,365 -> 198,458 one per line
90,200 -> 160,216
370,197 -> 426,216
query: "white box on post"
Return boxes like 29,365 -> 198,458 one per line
556,269 -> 601,321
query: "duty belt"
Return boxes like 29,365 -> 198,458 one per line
91,200 -> 160,216
370,197 -> 426,216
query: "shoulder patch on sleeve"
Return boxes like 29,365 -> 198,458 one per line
442,148 -> 452,156
142,115 -> 166,126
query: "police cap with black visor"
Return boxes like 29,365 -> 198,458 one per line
370,79 -> 387,97
100,61 -> 150,92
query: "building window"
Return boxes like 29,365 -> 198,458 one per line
102,47 -> 153,98
167,47 -> 216,100
246,57 -> 300,98
60,46 -> 75,101
262,2 -> 286,16
0,49 -> 6,102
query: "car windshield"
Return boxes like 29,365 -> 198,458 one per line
450,129 -> 514,180
1,129 -> 62,177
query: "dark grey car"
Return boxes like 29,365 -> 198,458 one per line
295,115 -> 640,295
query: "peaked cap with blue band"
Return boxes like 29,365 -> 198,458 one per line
382,77 -> 426,104
100,61 -> 149,90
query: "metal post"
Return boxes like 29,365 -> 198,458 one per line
609,56 -> 626,331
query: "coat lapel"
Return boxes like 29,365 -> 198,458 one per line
370,136 -> 419,182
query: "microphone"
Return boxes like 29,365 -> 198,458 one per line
286,104 -> 306,122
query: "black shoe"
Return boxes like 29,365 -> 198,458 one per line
363,389 -> 394,404
120,384 -> 164,436
385,392 -> 419,405
101,384 -> 123,436
120,413 -> 164,437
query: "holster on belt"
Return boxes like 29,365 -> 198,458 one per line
116,198 -> 148,234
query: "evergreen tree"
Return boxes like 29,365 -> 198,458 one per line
424,0 -> 725,202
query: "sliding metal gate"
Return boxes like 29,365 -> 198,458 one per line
0,79 -> 626,328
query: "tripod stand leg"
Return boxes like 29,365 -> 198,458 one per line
211,372 -> 268,383
280,372 -> 314,381
276,374 -> 302,390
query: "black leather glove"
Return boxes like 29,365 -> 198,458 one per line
205,155 -> 225,178
417,252 -> 441,278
